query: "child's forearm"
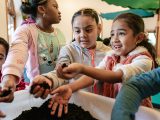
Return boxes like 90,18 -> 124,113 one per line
68,75 -> 94,92
82,65 -> 123,83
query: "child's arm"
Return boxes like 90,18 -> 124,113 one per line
68,75 -> 94,92
81,64 -> 123,83
111,68 -> 160,120
62,63 -> 123,83
49,75 -> 94,117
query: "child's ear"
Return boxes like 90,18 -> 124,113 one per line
37,5 -> 46,15
97,24 -> 102,35
136,32 -> 145,44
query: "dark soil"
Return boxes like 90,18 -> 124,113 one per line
61,63 -> 68,68
14,99 -> 97,120
0,89 -> 11,97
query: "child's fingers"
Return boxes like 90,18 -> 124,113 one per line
33,87 -> 44,98
50,86 -> 66,95
56,68 -> 62,77
42,89 -> 50,99
50,88 -> 60,95
64,104 -> 68,114
58,104 -> 63,117
48,98 -> 54,108
50,102 -> 58,115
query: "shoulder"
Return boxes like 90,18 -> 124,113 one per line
54,28 -> 65,37
129,46 -> 153,61
61,41 -> 80,51
14,23 -> 37,34
129,46 -> 148,55
12,24 -> 38,44
54,28 -> 66,45
54,28 -> 62,33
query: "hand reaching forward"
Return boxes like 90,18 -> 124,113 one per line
30,75 -> 53,99
0,75 -> 16,102
57,63 -> 84,79
49,85 -> 72,117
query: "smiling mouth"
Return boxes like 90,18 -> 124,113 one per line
113,45 -> 122,50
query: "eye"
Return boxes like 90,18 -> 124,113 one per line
110,33 -> 114,37
54,6 -> 58,9
53,4 -> 58,9
0,57 -> 4,60
74,29 -> 80,34
119,32 -> 125,36
86,29 -> 93,33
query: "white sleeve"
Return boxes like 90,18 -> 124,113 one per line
42,70 -> 65,89
115,55 -> 153,82
96,50 -> 114,69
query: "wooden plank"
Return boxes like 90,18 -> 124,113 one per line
156,9 -> 160,57
0,0 -> 8,41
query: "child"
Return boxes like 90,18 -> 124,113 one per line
49,13 -> 158,115
111,67 -> 160,120
30,8 -> 111,99
1,0 -> 65,102
0,37 -> 9,118
0,37 -> 28,91
0,37 -> 9,74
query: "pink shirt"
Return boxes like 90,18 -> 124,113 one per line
2,24 -> 65,83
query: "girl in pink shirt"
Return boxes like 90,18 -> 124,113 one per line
1,0 -> 65,103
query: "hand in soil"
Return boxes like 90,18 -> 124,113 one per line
14,99 -> 97,120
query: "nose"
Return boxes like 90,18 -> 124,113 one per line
80,30 -> 86,38
58,11 -> 61,15
111,34 -> 119,43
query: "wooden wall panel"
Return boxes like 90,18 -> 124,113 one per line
0,0 -> 8,41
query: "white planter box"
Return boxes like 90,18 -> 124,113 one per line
0,89 -> 160,120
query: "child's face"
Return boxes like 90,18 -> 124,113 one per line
72,15 -> 101,49
42,0 -> 61,24
0,45 -> 6,70
110,19 -> 138,56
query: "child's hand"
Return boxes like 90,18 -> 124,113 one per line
0,75 -> 16,102
0,110 -> 5,118
49,85 -> 72,117
30,75 -> 53,99
57,63 -> 84,79
0,88 -> 12,118
56,63 -> 66,79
